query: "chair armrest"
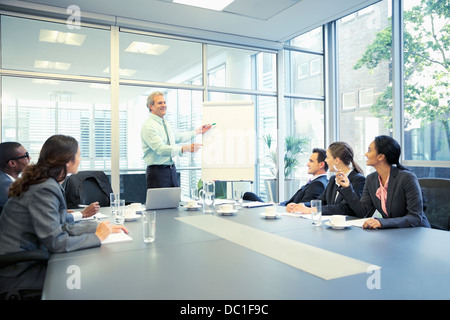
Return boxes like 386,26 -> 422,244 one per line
0,250 -> 50,269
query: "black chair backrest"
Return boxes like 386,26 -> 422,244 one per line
64,171 -> 113,209
418,178 -> 450,231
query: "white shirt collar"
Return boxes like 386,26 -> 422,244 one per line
5,173 -> 15,182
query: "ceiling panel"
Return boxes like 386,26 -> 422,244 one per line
0,0 -> 379,43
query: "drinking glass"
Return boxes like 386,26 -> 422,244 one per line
200,181 -> 215,214
234,190 -> 243,209
191,188 -> 199,201
110,192 -> 120,216
143,211 -> 156,243
311,200 -> 322,226
115,199 -> 125,225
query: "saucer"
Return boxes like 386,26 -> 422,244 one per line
125,214 -> 141,221
217,209 -> 237,215
325,221 -> 349,229
185,205 -> 201,210
260,212 -> 280,219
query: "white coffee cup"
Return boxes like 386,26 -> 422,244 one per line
264,206 -> 276,216
124,207 -> 135,218
330,215 -> 346,226
219,204 -> 233,212
186,200 -> 197,208
129,203 -> 142,210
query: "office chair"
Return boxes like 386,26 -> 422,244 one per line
419,178 -> 450,231
0,250 -> 50,300
64,171 -> 113,209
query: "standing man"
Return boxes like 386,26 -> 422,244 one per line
141,91 -> 211,188
0,142 -> 31,212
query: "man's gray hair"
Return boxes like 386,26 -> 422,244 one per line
147,91 -> 165,109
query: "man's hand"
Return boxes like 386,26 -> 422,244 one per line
182,143 -> 203,153
195,124 -> 212,135
81,202 -> 100,218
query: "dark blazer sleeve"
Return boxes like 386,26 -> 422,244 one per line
286,178 -> 327,204
321,171 -> 366,216
339,175 -> 376,218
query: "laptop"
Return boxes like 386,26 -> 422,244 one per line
145,187 -> 181,210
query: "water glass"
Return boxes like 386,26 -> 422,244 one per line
191,188 -> 199,201
143,210 -> 156,243
115,199 -> 125,225
110,193 -> 120,215
200,190 -> 215,214
311,200 -> 322,226
234,190 -> 243,209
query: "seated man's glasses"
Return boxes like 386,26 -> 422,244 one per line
7,152 -> 30,163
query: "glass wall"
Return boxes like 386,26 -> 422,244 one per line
1,77 -> 114,171
282,27 -> 325,202
1,15 -> 110,77
402,0 -> 449,166
337,0 -> 392,175
0,14 -> 278,199
1,0 -> 447,202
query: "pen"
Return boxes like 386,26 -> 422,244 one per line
94,215 -> 102,224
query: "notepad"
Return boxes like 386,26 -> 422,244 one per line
101,231 -> 133,244
242,201 -> 273,208
82,212 -> 109,221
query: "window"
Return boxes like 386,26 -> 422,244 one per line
286,51 -> 324,96
207,45 -> 276,91
1,77 -> 117,171
337,0 -> 391,174
342,92 -> 357,110
1,15 -> 110,78
402,0 -> 449,164
283,26 -> 325,202
119,32 -> 203,84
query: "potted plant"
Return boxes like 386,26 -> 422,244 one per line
262,134 -> 309,202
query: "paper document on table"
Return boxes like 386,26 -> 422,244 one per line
102,231 -> 133,244
347,218 -> 370,228
242,201 -> 273,208
282,212 -> 330,221
82,212 -> 109,221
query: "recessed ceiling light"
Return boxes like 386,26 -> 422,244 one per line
39,29 -> 86,46
34,60 -> 71,70
173,0 -> 234,11
103,67 -> 137,77
125,41 -> 170,55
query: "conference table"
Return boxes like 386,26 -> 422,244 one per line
42,203 -> 450,300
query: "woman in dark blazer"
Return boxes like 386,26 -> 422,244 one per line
287,142 -> 366,216
338,135 -> 430,229
0,135 -> 128,295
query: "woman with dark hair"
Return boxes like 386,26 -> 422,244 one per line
287,141 -> 366,216
337,135 -> 430,229
0,135 -> 128,295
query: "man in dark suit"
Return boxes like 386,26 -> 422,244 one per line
244,148 -> 328,205
0,142 -> 31,213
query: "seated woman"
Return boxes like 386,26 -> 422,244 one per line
0,135 -> 128,295
286,141 -> 366,216
337,135 -> 430,229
